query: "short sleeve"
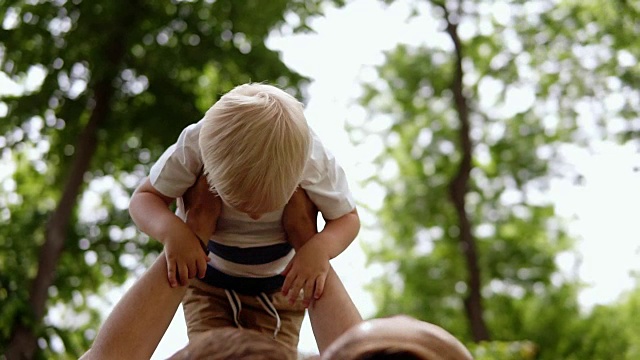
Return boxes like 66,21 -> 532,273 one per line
149,122 -> 203,198
300,132 -> 356,220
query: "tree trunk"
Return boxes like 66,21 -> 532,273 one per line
438,1 -> 491,342
5,11 -> 133,357
6,78 -> 116,360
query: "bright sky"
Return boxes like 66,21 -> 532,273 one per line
150,0 -> 640,357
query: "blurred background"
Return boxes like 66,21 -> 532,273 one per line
1,0 -> 639,359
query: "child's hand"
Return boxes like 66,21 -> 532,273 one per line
165,173 -> 218,288
164,230 -> 210,287
281,236 -> 330,307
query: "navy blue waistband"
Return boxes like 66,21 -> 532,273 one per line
207,241 -> 292,265
199,266 -> 285,296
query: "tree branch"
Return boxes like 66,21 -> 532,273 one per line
434,0 -> 490,342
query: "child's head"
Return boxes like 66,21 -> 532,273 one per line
199,83 -> 311,214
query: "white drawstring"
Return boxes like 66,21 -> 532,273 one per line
224,289 -> 281,339
224,289 -> 243,329
224,289 -> 282,339
256,292 -> 282,339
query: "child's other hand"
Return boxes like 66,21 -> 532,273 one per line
164,231 -> 210,287
281,236 -> 329,307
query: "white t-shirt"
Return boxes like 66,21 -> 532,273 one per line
149,120 -> 355,281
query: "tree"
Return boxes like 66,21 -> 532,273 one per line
354,0 -> 639,358
0,0 -> 343,357
534,277 -> 640,360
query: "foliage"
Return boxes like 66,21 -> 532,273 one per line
558,283 -> 640,360
354,0 -> 640,358
0,0 -> 342,357
470,340 -> 537,360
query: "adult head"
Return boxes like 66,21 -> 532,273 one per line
169,327 -> 297,360
321,315 -> 473,360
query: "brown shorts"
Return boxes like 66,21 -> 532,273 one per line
182,279 -> 306,351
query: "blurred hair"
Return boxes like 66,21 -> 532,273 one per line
355,349 -> 424,360
199,83 -> 310,213
322,316 -> 473,360
168,327 -> 297,360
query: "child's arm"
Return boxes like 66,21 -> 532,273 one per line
282,207 -> 360,306
130,177 -> 210,287
312,209 -> 360,258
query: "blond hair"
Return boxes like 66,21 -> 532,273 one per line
199,83 -> 310,213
